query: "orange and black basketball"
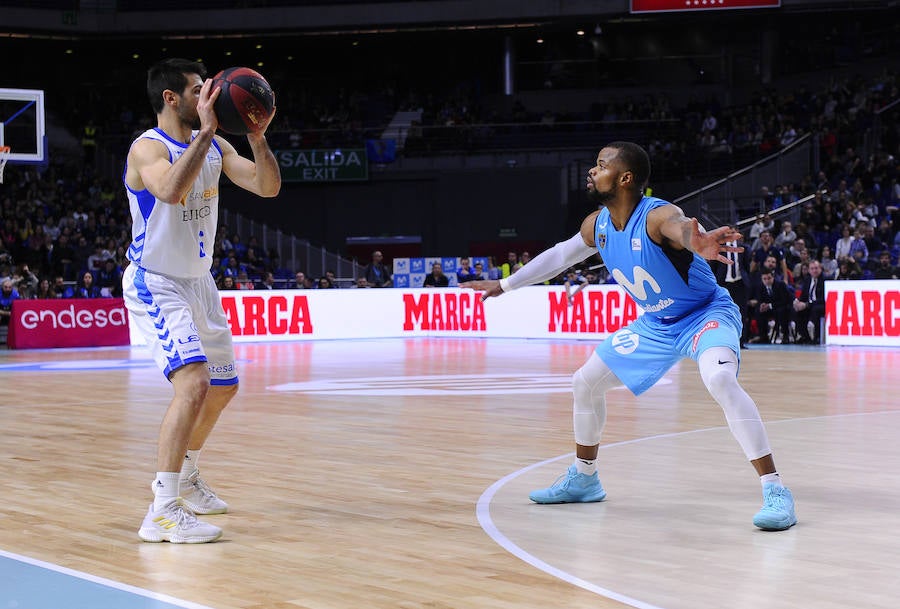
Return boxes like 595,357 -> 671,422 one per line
211,67 -> 275,135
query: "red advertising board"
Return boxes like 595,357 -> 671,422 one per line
631,0 -> 780,12
8,298 -> 131,349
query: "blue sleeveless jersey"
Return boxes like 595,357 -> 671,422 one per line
594,196 -> 732,322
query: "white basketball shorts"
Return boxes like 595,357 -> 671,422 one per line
123,264 -> 238,385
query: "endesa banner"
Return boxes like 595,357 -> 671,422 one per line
9,298 -> 131,349
825,280 -> 900,346
128,286 -> 643,345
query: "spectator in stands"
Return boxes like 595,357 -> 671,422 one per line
750,231 -> 788,279
316,276 -> 336,289
500,251 -> 518,278
835,258 -> 862,280
291,271 -> 311,289
74,270 -> 102,298
218,275 -> 237,290
792,260 -> 826,344
86,243 -> 106,272
456,257 -> 478,283
773,221 -> 796,249
53,275 -> 73,298
257,271 -> 277,290
563,268 -> 589,305
748,269 -> 793,344
485,255 -> 501,280
33,278 -> 54,299
749,213 -> 773,242
363,250 -> 392,288
834,225 -> 854,261
352,277 -> 371,288
235,270 -> 255,290
872,251 -> 898,280
13,264 -> 38,298
50,233 -> 77,281
818,245 -> 838,279
471,261 -> 486,280
0,278 -> 20,326
848,228 -> 869,269
423,262 -> 449,287
96,258 -> 123,297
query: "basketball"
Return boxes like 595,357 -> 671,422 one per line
211,66 -> 275,135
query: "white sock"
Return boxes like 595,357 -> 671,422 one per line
180,450 -> 200,479
760,472 -> 783,489
574,458 -> 597,475
152,472 -> 180,511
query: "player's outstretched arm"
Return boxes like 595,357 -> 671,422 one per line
653,205 -> 743,264
463,222 -> 597,301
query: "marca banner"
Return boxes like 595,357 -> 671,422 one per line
631,0 -> 780,12
825,281 -> 900,346
8,298 -> 131,349
128,286 -> 643,345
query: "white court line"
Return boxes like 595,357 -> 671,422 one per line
0,548 -> 218,609
475,411 -> 900,609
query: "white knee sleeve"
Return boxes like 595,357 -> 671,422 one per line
697,347 -> 772,460
573,352 -> 623,446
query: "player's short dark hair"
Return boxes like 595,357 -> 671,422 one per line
607,141 -> 651,190
146,58 -> 207,114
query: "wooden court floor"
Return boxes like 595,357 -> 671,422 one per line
1,338 -> 898,609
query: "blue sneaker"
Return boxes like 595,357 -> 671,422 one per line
752,484 -> 797,530
529,465 -> 607,504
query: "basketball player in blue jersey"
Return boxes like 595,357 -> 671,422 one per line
465,142 -> 796,531
123,58 -> 281,543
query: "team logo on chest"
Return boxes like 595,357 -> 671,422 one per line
597,233 -> 606,249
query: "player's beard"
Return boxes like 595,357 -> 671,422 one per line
179,103 -> 201,130
588,181 -> 617,206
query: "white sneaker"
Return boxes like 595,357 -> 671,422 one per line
138,499 -> 223,543
179,469 -> 228,515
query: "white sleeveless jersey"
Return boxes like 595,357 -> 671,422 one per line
124,128 -> 223,278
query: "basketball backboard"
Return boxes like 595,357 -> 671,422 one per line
0,88 -> 46,164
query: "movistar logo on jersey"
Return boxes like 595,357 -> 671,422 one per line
612,265 -> 674,313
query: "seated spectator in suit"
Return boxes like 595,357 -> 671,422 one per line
291,271 -> 311,289
748,269 -> 793,344
792,260 -> 826,344
256,271 -> 277,290
423,262 -> 449,287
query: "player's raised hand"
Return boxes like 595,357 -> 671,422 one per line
462,279 -> 503,301
690,218 -> 744,264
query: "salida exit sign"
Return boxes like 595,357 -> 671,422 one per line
631,0 -> 780,12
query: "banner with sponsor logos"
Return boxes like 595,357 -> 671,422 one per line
8,298 -> 131,349
128,286 -> 642,345
825,280 -> 900,346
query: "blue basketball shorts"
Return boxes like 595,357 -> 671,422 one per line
595,298 -> 741,395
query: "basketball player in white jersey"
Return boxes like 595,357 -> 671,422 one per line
123,58 -> 281,543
